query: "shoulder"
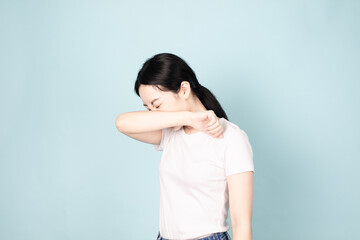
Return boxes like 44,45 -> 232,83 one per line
162,127 -> 173,135
162,127 -> 176,141
219,118 -> 250,141
153,127 -> 175,151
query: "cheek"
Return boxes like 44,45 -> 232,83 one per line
162,96 -> 183,112
169,100 -> 185,111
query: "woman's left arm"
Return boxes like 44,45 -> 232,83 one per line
227,171 -> 254,240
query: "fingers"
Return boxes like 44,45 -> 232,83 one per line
205,120 -> 224,138
204,110 -> 223,138
206,114 -> 216,127
206,126 -> 224,138
206,120 -> 219,131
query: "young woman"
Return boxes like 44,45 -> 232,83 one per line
115,53 -> 255,240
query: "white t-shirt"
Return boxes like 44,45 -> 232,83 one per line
153,117 -> 255,240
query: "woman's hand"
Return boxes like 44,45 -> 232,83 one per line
189,110 -> 224,138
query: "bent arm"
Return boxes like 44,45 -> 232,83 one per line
115,110 -> 192,133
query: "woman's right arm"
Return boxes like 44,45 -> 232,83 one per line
115,110 -> 192,146
115,110 -> 192,134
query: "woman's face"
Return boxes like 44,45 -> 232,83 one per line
138,83 -> 192,112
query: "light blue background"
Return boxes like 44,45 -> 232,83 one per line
1,0 -> 359,239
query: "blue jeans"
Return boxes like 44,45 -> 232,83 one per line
156,231 -> 231,240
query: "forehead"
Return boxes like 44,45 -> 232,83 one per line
139,84 -> 161,99
139,85 -> 168,105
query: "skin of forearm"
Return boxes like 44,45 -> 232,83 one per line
115,110 -> 192,133
232,223 -> 252,240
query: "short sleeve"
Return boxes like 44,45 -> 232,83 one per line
224,128 -> 255,176
153,127 -> 172,151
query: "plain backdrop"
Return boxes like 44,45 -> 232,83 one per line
0,0 -> 359,239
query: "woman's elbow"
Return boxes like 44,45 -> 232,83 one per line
115,114 -> 126,132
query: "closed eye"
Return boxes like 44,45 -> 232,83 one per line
146,105 -> 161,111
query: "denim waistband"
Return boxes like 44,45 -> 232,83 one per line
156,231 -> 231,240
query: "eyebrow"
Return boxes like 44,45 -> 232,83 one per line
143,98 -> 160,107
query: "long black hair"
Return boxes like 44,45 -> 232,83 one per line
134,53 -> 228,120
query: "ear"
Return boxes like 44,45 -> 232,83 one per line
179,81 -> 192,99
